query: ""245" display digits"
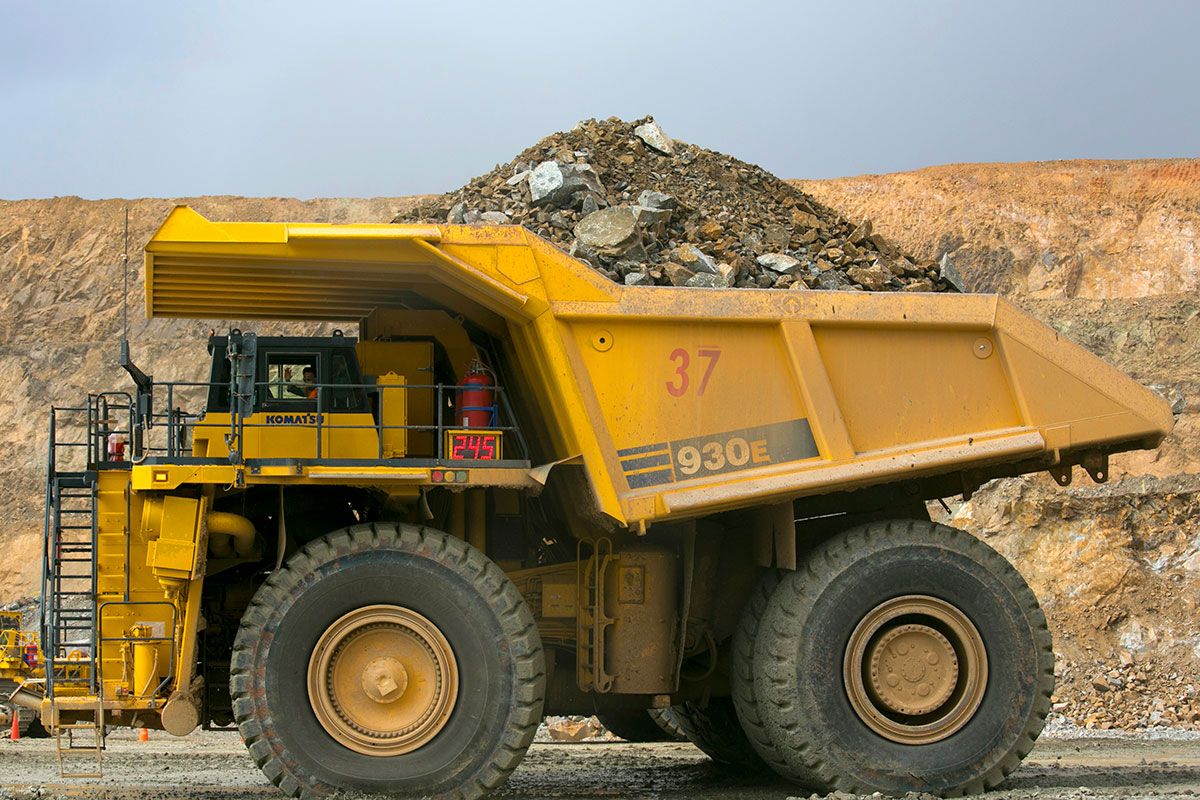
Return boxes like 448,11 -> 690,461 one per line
449,433 -> 500,460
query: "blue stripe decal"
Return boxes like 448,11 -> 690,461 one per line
626,468 -> 674,488
616,441 -> 669,458
620,453 -> 672,472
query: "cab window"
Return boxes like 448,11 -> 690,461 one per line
329,352 -> 366,411
265,353 -> 319,402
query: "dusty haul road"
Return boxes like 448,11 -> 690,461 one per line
2,731 -> 1199,800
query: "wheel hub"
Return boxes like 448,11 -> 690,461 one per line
844,595 -> 987,744
361,656 -> 409,703
308,605 -> 458,756
867,623 -> 958,716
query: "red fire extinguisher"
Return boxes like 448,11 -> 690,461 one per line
456,362 -> 496,428
107,432 -> 126,462
23,642 -> 38,670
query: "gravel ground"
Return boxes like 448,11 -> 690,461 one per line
4,728 -> 1200,800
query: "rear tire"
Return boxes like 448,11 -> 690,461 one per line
231,523 -> 545,799
672,696 -> 769,772
23,714 -> 48,738
649,707 -> 688,741
598,708 -> 686,742
730,570 -> 818,788
756,519 -> 1053,795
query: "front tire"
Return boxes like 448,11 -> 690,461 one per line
231,523 -> 545,799
755,520 -> 1053,795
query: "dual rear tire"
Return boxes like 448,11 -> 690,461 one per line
731,519 -> 1055,795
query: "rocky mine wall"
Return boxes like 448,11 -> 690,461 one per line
1,156 -> 1196,730
795,159 -> 1200,299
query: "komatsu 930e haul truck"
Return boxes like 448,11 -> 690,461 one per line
18,207 -> 1172,798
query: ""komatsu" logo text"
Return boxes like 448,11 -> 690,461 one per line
264,413 -> 318,425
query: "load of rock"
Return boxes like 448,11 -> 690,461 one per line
397,117 -> 960,292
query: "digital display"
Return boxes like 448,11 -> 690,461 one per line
447,431 -> 502,461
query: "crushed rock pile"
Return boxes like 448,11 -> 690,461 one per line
398,117 -> 961,293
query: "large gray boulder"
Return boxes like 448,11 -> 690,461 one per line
634,119 -> 675,155
574,207 -> 645,259
757,253 -> 803,275
529,160 -> 607,208
675,244 -> 720,275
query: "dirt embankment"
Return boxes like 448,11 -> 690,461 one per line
795,159 -> 1200,299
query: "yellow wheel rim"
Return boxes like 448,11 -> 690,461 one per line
308,605 -> 458,756
843,595 -> 987,744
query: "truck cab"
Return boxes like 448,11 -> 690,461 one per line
163,320 -> 527,472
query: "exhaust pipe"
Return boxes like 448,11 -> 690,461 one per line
207,511 -> 256,558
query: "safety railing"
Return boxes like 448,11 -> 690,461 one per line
44,392 -> 138,476
105,379 -> 530,466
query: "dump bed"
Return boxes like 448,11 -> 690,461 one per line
145,207 -> 1174,528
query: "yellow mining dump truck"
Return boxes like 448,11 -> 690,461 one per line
1,610 -> 44,736
22,206 -> 1172,796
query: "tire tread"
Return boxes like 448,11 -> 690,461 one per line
756,519 -> 1054,795
230,523 -> 545,799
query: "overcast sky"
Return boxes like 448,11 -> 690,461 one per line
2,1 -> 1197,200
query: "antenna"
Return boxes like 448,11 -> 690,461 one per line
118,204 -> 152,453
122,206 -> 129,343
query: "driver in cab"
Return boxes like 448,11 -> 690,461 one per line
286,366 -> 318,399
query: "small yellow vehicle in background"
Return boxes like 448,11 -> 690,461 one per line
2,610 -> 45,737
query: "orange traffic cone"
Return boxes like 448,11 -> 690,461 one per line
138,727 -> 149,742
9,712 -> 19,741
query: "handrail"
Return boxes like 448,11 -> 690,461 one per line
47,377 -> 530,474
148,379 -> 528,464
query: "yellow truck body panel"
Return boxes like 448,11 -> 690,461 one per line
144,206 -> 1172,529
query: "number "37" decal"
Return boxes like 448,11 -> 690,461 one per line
666,347 -> 721,397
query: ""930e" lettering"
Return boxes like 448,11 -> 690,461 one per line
674,435 -> 771,476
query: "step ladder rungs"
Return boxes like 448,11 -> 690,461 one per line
55,702 -> 105,779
